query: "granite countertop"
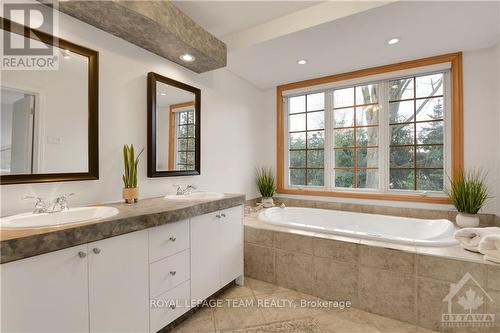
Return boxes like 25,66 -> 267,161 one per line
0,194 -> 245,264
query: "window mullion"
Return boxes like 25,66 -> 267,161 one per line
379,81 -> 389,193
324,90 -> 333,190
283,97 -> 290,188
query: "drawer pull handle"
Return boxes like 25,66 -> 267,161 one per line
78,251 -> 87,258
169,271 -> 177,276
170,304 -> 176,310
216,214 -> 221,218
221,213 -> 226,218
92,248 -> 101,254
169,237 -> 176,242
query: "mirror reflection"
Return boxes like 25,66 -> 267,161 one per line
1,29 -> 90,177
155,81 -> 196,171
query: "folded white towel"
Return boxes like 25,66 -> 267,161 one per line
479,234 -> 500,264
454,227 -> 500,252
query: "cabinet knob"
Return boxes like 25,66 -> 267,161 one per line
221,213 -> 226,218
92,248 -> 101,254
169,271 -> 176,276
170,304 -> 176,310
78,251 -> 87,258
169,236 -> 176,242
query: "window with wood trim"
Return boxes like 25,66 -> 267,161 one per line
277,52 -> 463,203
176,110 -> 196,170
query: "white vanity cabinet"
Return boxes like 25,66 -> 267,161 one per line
191,205 -> 244,302
0,203 -> 244,333
1,244 -> 90,333
0,230 -> 149,333
148,220 -> 191,333
88,230 -> 149,333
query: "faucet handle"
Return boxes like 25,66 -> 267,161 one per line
23,196 -> 46,205
54,193 -> 74,211
55,193 -> 75,201
23,196 -> 48,214
23,195 -> 42,201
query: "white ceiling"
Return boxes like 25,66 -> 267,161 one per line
156,82 -> 195,108
172,1 -> 320,37
228,1 -> 500,89
175,1 -> 500,89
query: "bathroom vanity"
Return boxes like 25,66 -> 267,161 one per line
0,195 -> 244,333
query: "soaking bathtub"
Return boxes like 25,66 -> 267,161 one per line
258,207 -> 458,247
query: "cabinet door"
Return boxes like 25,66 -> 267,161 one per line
219,205 -> 244,285
88,230 -> 149,333
190,211 -> 220,302
1,245 -> 89,333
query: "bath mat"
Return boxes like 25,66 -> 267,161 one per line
218,317 -> 320,333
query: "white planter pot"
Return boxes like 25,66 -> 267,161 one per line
456,213 -> 480,228
261,197 -> 274,208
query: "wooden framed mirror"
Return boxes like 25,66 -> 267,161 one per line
0,18 -> 99,185
147,72 -> 200,177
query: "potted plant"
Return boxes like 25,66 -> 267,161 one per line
122,144 -> 144,204
447,169 -> 489,227
255,167 -> 276,208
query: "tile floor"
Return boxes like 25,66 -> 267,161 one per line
171,277 -> 437,333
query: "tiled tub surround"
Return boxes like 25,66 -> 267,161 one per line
0,194 -> 244,263
244,214 -> 500,332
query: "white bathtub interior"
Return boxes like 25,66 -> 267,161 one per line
258,207 -> 458,247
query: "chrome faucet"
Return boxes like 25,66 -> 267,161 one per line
174,185 -> 196,195
23,193 -> 74,214
51,193 -> 74,213
23,196 -> 49,214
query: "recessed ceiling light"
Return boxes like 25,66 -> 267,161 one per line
160,92 -> 167,96
180,53 -> 195,62
62,49 -> 71,59
297,59 -> 308,65
387,38 -> 400,45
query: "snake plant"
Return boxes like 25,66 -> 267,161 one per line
122,144 -> 144,188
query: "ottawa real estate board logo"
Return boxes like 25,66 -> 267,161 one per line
2,2 -> 59,70
442,272 -> 495,328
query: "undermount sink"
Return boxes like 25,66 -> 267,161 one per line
164,192 -> 224,201
0,206 -> 119,229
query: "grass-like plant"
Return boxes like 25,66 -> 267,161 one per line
447,169 -> 489,214
255,167 -> 276,198
122,144 -> 144,188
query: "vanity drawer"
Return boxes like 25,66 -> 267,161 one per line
150,249 -> 190,298
149,220 -> 189,262
150,280 -> 191,333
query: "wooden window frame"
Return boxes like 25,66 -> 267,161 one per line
276,52 -> 463,204
167,101 -> 195,170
